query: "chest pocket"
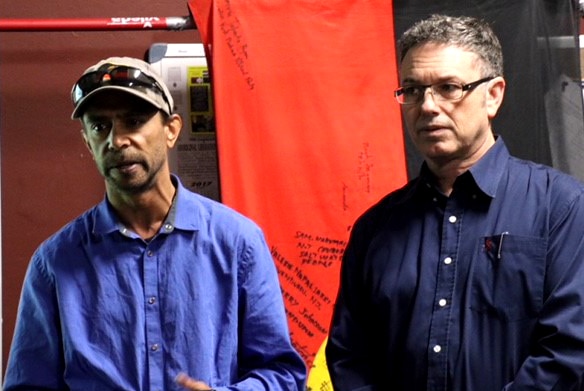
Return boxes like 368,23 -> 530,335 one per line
471,234 -> 546,321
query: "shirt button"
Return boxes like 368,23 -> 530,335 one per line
164,223 -> 173,231
438,299 -> 447,307
147,250 -> 154,257
151,344 -> 159,351
444,257 -> 452,265
433,345 -> 442,353
449,215 -> 457,223
148,296 -> 156,304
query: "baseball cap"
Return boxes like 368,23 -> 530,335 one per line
71,56 -> 174,119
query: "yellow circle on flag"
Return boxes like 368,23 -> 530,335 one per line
307,337 -> 332,390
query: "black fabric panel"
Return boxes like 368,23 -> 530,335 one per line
393,0 -> 584,181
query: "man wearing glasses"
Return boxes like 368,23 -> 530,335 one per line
327,14 -> 584,390
4,57 -> 306,391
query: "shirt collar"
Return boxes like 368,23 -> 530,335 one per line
92,174 -> 199,236
467,136 -> 509,198
170,175 -> 199,231
414,135 -> 509,199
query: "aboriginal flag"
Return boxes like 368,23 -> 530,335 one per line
188,0 -> 407,373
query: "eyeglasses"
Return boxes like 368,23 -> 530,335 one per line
71,65 -> 170,110
394,76 -> 495,105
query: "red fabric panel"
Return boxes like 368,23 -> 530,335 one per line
189,0 -> 407,368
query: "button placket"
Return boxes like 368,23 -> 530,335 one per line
427,202 -> 462,389
143,243 -> 164,391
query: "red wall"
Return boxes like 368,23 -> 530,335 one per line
0,0 -> 200,377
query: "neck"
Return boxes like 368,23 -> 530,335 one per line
107,175 -> 176,240
427,134 -> 495,196
428,165 -> 466,196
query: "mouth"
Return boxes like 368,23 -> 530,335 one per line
417,124 -> 451,137
115,163 -> 139,173
420,123 -> 447,132
108,160 -> 142,175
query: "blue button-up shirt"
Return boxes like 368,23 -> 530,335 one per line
4,176 -> 306,391
326,138 -> 584,391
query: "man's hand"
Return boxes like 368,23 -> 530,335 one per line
175,372 -> 214,391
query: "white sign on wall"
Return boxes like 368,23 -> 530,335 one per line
149,43 -> 220,202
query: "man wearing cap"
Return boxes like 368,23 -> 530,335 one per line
4,57 -> 306,391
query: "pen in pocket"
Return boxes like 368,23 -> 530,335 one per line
497,231 -> 509,260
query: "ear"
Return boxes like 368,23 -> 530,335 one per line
486,76 -> 505,120
165,114 -> 183,148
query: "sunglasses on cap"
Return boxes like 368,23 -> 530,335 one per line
71,65 -> 171,111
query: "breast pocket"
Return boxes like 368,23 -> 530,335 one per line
471,234 -> 546,321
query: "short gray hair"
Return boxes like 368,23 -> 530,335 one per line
398,14 -> 503,77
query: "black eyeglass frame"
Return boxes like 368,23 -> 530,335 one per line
71,65 -> 172,113
393,76 -> 496,105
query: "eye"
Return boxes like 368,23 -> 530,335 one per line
123,111 -> 157,130
124,114 -> 153,129
435,83 -> 462,97
401,86 -> 423,97
124,117 -> 144,129
89,122 -> 111,135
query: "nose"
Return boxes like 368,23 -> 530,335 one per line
106,122 -> 130,151
419,87 -> 440,111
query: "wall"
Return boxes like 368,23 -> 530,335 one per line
0,0 -> 200,377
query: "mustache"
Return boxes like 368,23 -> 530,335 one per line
104,152 -> 145,170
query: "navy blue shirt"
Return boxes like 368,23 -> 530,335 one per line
326,138 -> 584,391
4,176 -> 306,391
